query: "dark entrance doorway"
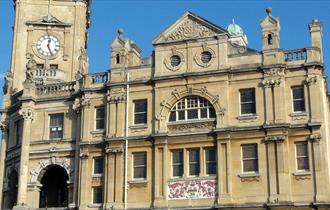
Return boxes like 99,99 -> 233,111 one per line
39,165 -> 68,208
5,170 -> 18,209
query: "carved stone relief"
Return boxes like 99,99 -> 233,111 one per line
168,179 -> 217,199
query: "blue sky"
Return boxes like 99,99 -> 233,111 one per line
0,0 -> 330,85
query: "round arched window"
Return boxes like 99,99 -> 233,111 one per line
201,51 -> 212,64
169,96 -> 216,122
170,55 -> 181,67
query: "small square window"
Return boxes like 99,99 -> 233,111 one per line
134,100 -> 147,125
240,88 -> 256,115
49,113 -> 64,139
292,86 -> 305,112
242,144 -> 258,173
133,152 -> 147,179
296,142 -> 309,171
93,157 -> 104,175
95,107 -> 105,130
92,187 -> 103,204
172,150 -> 183,177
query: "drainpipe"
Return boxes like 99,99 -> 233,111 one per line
124,67 -> 129,210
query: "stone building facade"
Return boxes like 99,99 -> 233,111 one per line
0,0 -> 330,210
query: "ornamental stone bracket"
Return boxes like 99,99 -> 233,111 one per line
263,135 -> 286,143
308,134 -> 321,142
105,147 -> 124,154
305,75 -> 319,86
18,108 -> 34,121
261,78 -> 282,88
30,157 -> 73,183
238,174 -> 261,182
72,96 -> 91,113
107,87 -> 126,103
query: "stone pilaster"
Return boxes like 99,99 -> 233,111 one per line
14,108 -> 34,209
262,80 -> 274,124
0,119 -> 9,209
78,151 -> 89,209
306,75 -> 321,123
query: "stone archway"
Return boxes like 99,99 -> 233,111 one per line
39,165 -> 69,208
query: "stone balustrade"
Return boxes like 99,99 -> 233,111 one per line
284,48 -> 307,62
36,81 -> 76,96
89,72 -> 108,84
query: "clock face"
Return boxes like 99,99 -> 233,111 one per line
36,35 -> 60,57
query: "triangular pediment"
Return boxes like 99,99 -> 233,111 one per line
152,11 -> 228,45
260,15 -> 279,28
26,14 -> 71,27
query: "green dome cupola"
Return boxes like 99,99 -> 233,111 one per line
226,19 -> 248,46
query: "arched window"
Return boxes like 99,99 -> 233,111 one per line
267,34 -> 273,45
116,54 -> 120,64
169,96 -> 216,122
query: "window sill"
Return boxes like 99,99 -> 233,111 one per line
90,129 -> 105,134
130,124 -> 148,129
290,112 -> 308,121
92,174 -> 103,178
238,173 -> 260,182
88,203 -> 103,208
292,171 -> 312,180
237,114 -> 258,122
128,179 -> 148,187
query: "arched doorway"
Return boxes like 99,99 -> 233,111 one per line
39,165 -> 68,208
5,170 -> 18,209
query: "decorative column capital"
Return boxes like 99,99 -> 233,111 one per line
19,108 -> 34,121
309,134 -> 321,142
105,147 -> 124,154
261,78 -> 282,88
72,96 -> 91,113
305,76 -> 318,86
263,135 -> 286,143
79,151 -> 89,159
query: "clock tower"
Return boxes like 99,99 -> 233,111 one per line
9,0 -> 90,91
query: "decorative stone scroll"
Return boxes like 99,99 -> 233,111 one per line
165,19 -> 216,42
309,134 -> 321,142
105,147 -> 124,154
263,135 -> 285,143
72,96 -> 91,113
261,78 -> 282,88
19,108 -> 34,121
167,179 -> 216,199
30,157 -> 73,183
263,67 -> 285,77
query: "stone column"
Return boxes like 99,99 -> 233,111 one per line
306,75 -> 321,123
14,108 -> 34,209
273,79 -> 285,123
153,138 -> 167,207
78,151 -> 89,209
262,80 -> 274,124
108,102 -> 117,137
116,99 -> 125,137
0,120 -> 9,208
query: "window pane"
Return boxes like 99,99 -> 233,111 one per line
94,158 -> 104,174
178,111 -> 185,120
242,144 -> 257,159
292,86 -> 304,99
205,149 -> 216,162
93,187 -> 103,204
134,113 -> 147,124
134,153 -> 146,166
133,152 -> 146,179
189,149 -> 199,162
49,114 -> 64,139
240,89 -> 255,103
241,103 -> 256,115
189,163 -> 200,176
169,111 -> 176,122
96,119 -> 104,130
297,157 -> 309,170
134,167 -> 146,179
172,150 -> 183,164
134,100 -> 147,112
296,143 -> 308,156
187,109 -> 198,119
209,107 -> 216,118
243,159 -> 258,172
206,162 -> 216,175
173,165 -> 183,177
294,100 -> 305,112
96,107 -> 105,118
200,109 -> 207,118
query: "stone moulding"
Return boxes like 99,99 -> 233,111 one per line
238,173 -> 261,182
30,157 -> 73,184
167,178 -> 217,199
168,120 -> 215,132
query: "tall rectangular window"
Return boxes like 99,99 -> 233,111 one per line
93,157 -> 104,175
205,148 -> 216,175
189,149 -> 200,176
292,86 -> 305,112
92,187 -> 103,204
134,99 -> 147,125
95,107 -> 105,130
240,88 -> 256,115
172,150 -> 183,177
242,144 -> 258,173
296,142 -> 309,171
14,120 -> 22,146
49,113 -> 64,139
133,152 -> 147,179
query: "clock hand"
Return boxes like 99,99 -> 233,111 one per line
47,39 -> 53,56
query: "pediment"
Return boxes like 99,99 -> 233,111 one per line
152,11 -> 228,45
26,14 -> 71,27
260,15 -> 279,28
